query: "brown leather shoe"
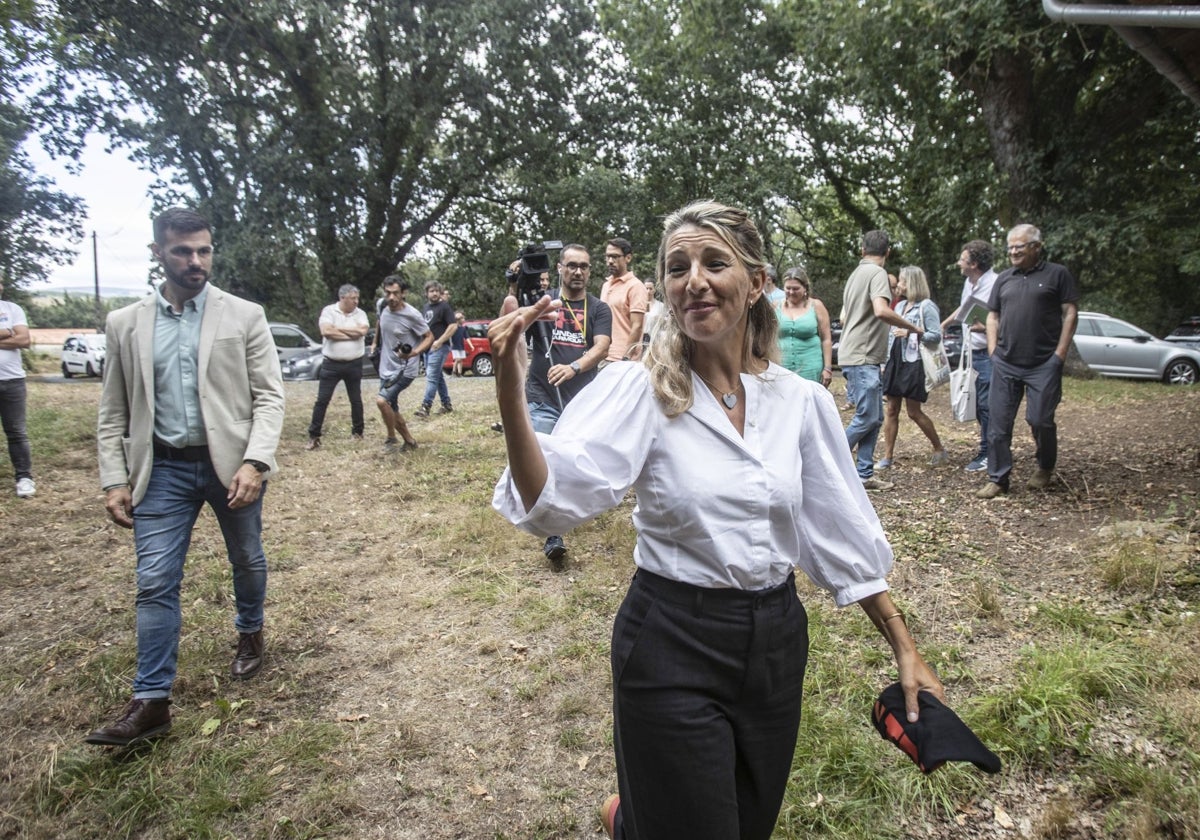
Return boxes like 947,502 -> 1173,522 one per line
230,630 -> 264,679
1027,468 -> 1054,490
84,698 -> 171,746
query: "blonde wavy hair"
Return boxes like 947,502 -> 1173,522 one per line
643,201 -> 779,418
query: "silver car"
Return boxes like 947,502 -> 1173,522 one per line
1073,312 -> 1200,385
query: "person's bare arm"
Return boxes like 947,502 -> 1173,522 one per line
986,311 -> 1000,356
0,323 -> 30,349
1055,302 -> 1078,360
873,297 -> 920,334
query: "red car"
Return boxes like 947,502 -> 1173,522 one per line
443,319 -> 493,376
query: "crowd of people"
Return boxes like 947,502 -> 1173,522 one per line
0,202 -> 1079,837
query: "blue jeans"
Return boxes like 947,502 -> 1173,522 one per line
0,378 -> 32,480
421,344 -> 452,409
971,350 -> 992,459
843,365 -> 883,479
529,401 -> 562,435
132,458 -> 268,699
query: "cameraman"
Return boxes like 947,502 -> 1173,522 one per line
522,244 -> 612,567
372,275 -> 432,452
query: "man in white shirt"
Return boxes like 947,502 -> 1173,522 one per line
306,284 -> 370,450
942,240 -> 997,473
0,277 -> 34,497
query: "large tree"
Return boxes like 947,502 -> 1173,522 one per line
0,3 -> 84,292
53,0 -> 602,317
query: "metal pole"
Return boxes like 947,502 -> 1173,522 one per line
92,230 -> 102,331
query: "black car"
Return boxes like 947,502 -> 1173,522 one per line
1164,316 -> 1200,348
942,322 -> 964,369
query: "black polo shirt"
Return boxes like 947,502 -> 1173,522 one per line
988,260 -> 1079,367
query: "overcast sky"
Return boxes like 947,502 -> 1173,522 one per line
26,135 -> 159,295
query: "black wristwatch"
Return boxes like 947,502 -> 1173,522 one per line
569,361 -> 582,374
244,459 -> 270,473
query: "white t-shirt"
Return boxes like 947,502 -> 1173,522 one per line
319,303 -> 370,361
0,300 -> 28,380
494,362 -> 893,603
955,269 -> 997,351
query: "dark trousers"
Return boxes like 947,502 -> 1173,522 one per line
0,378 -> 32,480
986,354 -> 1064,487
308,357 -> 364,438
610,570 -> 808,840
971,351 -> 992,458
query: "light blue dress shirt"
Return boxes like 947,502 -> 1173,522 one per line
153,284 -> 209,447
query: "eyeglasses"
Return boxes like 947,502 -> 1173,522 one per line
1006,242 -> 1040,253
564,262 -> 590,272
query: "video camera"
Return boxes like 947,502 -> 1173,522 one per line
507,240 -> 564,304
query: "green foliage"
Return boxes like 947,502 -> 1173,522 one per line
25,290 -> 138,328
0,7 -> 85,289
54,0 -> 603,318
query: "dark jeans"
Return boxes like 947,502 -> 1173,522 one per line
307,357 -> 364,438
610,570 -> 808,840
971,350 -> 992,459
986,354 -> 1064,487
0,378 -> 32,480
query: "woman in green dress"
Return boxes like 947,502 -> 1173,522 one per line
775,267 -> 833,386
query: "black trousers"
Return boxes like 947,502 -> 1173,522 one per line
308,357 -> 365,437
986,353 -> 1063,487
610,569 -> 809,840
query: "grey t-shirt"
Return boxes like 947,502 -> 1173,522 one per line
839,260 -> 892,366
377,303 -> 429,380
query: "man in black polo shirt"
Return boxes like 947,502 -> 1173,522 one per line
977,224 -> 1079,499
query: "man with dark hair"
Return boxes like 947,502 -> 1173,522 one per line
942,240 -> 998,473
0,275 -> 34,498
838,229 -> 919,491
373,275 -> 432,451
414,281 -> 457,417
601,237 -> 646,363
306,284 -> 369,449
88,207 -> 285,745
977,224 -> 1079,499
523,244 -> 611,567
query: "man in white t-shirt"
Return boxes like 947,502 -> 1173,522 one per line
942,240 -> 998,474
0,278 -> 34,497
306,284 -> 370,450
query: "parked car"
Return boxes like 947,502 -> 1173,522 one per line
281,339 -> 379,381
61,333 -> 106,378
269,322 -> 321,364
830,319 -> 842,368
942,322 -> 964,369
1073,312 -> 1200,385
1163,315 -> 1200,348
442,319 -> 493,377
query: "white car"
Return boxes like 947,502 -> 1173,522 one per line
1073,312 -> 1200,385
61,334 -> 106,378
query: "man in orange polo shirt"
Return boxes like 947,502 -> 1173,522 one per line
600,237 -> 647,363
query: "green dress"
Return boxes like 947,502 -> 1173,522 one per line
777,304 -> 823,381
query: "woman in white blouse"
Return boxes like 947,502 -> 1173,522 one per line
490,201 -> 943,840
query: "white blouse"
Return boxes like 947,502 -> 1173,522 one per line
493,361 -> 893,607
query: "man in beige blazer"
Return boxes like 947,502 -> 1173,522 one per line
87,208 -> 285,746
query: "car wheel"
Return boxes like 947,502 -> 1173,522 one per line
1163,358 -> 1198,385
62,362 -> 73,378
472,354 -> 494,377
86,362 -> 97,377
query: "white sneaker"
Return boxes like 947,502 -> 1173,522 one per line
15,477 -> 35,498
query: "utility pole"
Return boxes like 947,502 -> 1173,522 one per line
92,231 -> 102,331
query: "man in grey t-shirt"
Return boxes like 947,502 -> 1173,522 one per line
839,230 -> 920,490
372,275 -> 433,452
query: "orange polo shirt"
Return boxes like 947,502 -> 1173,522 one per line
599,271 -> 647,361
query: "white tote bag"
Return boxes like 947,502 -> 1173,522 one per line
950,340 -> 977,422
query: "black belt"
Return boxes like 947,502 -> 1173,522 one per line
153,440 -> 210,462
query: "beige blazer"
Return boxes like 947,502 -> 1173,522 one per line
97,285 -> 285,506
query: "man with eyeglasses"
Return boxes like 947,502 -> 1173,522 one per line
601,237 -> 646,363
976,224 -> 1079,499
521,244 -> 611,567
89,207 -> 285,745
